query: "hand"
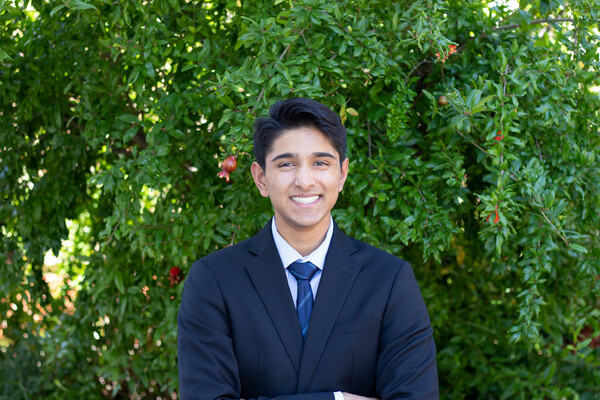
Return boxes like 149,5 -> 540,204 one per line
342,393 -> 379,400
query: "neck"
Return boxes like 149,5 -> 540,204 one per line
275,217 -> 330,257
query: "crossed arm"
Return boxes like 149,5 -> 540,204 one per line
238,394 -> 377,400
177,259 -> 438,400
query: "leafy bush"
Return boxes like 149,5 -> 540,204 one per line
1,0 -> 599,399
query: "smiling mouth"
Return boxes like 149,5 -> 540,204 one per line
291,195 -> 319,204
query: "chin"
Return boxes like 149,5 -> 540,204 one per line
292,216 -> 327,229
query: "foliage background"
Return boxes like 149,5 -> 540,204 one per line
1,0 -> 599,399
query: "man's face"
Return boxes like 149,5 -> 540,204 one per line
251,126 -> 349,238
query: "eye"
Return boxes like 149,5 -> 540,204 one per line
314,160 -> 330,167
278,162 -> 294,168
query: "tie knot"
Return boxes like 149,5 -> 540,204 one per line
288,261 -> 318,281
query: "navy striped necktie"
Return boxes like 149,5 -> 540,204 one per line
288,261 -> 319,341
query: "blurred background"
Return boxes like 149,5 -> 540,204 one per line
1,0 -> 599,398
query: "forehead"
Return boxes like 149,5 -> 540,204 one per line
268,126 -> 338,157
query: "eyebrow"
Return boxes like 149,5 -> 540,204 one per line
269,152 -> 337,163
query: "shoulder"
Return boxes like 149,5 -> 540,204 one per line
189,221 -> 272,274
204,234 -> 255,261
334,227 -> 413,278
191,235 -> 255,273
348,237 -> 406,263
350,236 -> 410,268
334,224 -> 408,264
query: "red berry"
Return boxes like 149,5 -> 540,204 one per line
169,266 -> 183,287
217,155 -> 237,182
222,156 -> 237,172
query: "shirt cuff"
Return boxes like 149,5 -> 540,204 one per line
333,391 -> 344,400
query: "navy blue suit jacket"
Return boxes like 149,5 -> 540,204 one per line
177,221 -> 438,399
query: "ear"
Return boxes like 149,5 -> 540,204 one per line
338,158 -> 349,192
251,162 -> 269,197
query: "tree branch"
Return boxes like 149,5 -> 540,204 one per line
105,200 -> 132,248
457,128 -> 490,156
406,59 -> 433,82
537,207 -> 569,245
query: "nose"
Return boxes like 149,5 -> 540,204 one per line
294,164 -> 315,190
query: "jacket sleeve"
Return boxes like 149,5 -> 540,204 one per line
177,260 -> 335,400
375,261 -> 439,400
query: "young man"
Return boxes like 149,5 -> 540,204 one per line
178,98 -> 438,400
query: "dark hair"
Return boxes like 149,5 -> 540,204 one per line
252,98 -> 347,170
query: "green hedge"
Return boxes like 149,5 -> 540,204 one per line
1,0 -> 599,398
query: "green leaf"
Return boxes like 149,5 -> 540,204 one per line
118,114 -> 139,124
472,95 -> 495,114
218,95 -> 236,109
568,243 -> 588,254
50,4 -> 66,16
0,47 -> 10,61
123,127 -> 138,142
114,271 -> 125,294
465,89 -> 482,110
145,61 -> 155,79
71,0 -> 96,11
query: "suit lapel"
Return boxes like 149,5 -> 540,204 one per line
245,222 -> 304,373
297,225 -> 361,393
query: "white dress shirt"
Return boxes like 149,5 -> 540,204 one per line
271,216 -> 344,400
271,216 -> 333,305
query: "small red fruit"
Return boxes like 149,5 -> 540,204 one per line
169,266 -> 183,287
436,44 -> 458,63
217,155 -> 237,182
493,209 -> 500,224
494,131 -> 504,141
438,95 -> 448,106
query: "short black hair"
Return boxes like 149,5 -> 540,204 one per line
252,98 -> 347,170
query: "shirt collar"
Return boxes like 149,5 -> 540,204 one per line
271,216 -> 334,271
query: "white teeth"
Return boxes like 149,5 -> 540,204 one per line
292,195 -> 319,204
